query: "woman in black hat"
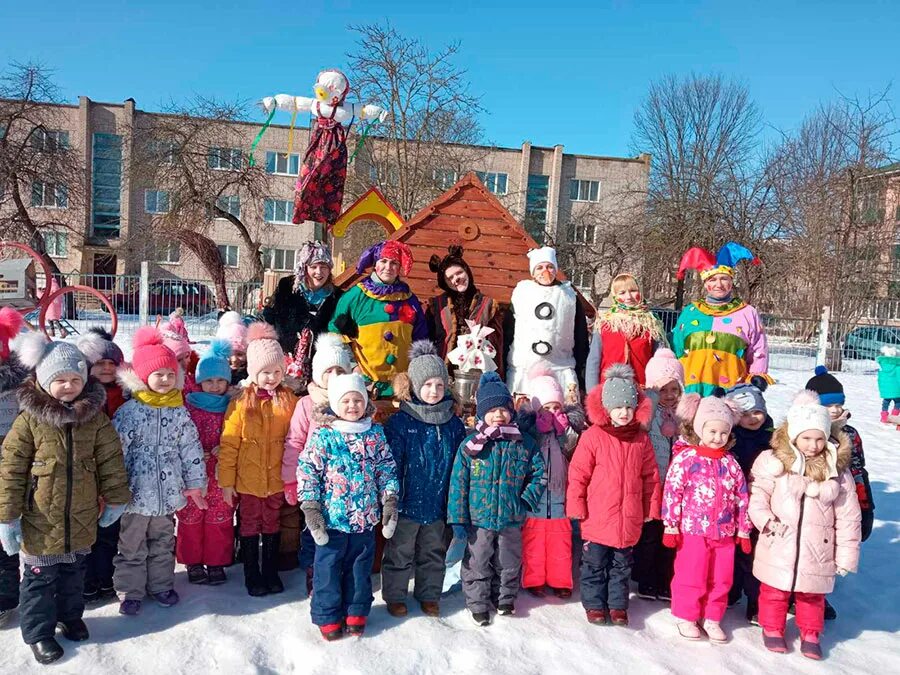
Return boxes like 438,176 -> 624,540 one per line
426,245 -> 505,377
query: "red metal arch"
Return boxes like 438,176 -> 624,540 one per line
39,284 -> 118,339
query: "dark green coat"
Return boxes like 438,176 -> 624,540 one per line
0,379 -> 131,556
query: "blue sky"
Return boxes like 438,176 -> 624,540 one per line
2,0 -> 897,157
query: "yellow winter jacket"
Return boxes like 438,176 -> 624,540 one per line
218,386 -> 298,498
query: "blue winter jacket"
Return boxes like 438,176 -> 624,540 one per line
447,431 -> 546,531
384,403 -> 466,525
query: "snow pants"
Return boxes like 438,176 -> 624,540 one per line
671,534 -> 735,622
19,556 -> 86,644
114,514 -> 175,600
310,529 -> 376,626
521,517 -> 573,590
461,525 -> 522,614
176,495 -> 235,567
381,518 -> 447,603
632,520 -> 674,593
84,520 -> 120,593
759,583 -> 825,637
238,493 -> 283,537
0,542 -> 19,611
580,542 -> 633,611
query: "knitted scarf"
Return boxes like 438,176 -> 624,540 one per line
186,390 -> 230,413
400,396 -> 456,425
599,302 -> 665,341
133,388 -> 183,408
695,296 -> 746,317
303,285 -> 332,307
694,444 -> 728,459
332,417 -> 373,434
465,420 -> 521,456
534,415 -> 568,495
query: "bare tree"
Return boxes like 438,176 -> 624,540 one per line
129,96 -> 272,286
631,73 -> 766,307
768,88 -> 898,365
344,22 -> 489,219
0,62 -> 85,277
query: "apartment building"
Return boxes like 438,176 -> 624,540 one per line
7,96 -> 650,296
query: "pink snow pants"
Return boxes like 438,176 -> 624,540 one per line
175,457 -> 234,567
521,517 -> 573,590
758,583 -> 825,637
670,533 -> 735,622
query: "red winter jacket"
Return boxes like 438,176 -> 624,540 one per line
566,387 -> 661,548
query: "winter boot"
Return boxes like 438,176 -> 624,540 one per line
0,608 -> 13,628
609,609 -> 629,626
497,602 -> 515,616
83,578 -> 100,603
386,602 -> 408,617
800,632 -> 822,660
30,638 -> 64,665
703,620 -> 726,642
677,621 -> 702,640
525,586 -> 546,598
261,533 -> 284,594
763,631 -> 787,653
420,601 -> 440,617
187,564 -> 208,585
99,579 -> 116,600
824,598 -> 837,620
320,622 -> 344,641
346,615 -> 367,636
586,609 -> 608,625
56,618 -> 90,641
241,535 -> 267,597
551,587 -> 572,599
118,599 -> 142,616
881,410 -> 890,424
471,611 -> 491,626
152,590 -> 180,607
207,566 -> 227,586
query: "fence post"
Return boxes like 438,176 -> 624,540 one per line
139,261 -> 150,326
816,305 -> 831,366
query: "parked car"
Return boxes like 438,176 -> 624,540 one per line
842,325 -> 900,360
110,280 -> 215,317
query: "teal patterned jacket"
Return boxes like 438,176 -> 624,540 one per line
447,431 -> 546,531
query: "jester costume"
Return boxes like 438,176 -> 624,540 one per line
585,299 -> 667,390
329,241 -> 428,397
671,243 -> 770,395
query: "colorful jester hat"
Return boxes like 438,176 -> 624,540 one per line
677,242 -> 761,281
356,240 -> 414,277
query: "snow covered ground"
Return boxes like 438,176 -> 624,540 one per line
0,361 -> 897,674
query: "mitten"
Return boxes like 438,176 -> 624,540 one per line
301,501 -> 329,546
98,503 -> 127,528
382,494 -> 399,539
662,529 -> 682,549
738,535 -> 752,555
0,519 -> 23,555
764,519 -> 788,537
284,481 -> 298,506
184,489 -> 208,510
836,567 -> 850,577
855,482 -> 870,510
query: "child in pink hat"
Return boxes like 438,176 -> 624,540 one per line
634,348 -> 684,601
662,393 -> 751,642
517,363 -> 586,600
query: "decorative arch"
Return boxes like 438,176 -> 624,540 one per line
331,187 -> 405,238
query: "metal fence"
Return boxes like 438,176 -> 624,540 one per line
33,265 -> 263,341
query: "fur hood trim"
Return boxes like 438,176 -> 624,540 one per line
0,352 -> 31,395
768,424 -> 852,478
585,384 -> 653,430
117,363 -> 185,394
17,377 -> 107,427
312,400 -> 377,427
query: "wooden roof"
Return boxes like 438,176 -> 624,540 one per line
335,172 -> 594,313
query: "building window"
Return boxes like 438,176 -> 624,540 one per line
433,169 -> 457,190
145,190 -> 170,214
31,182 -> 67,208
157,241 -> 181,264
149,140 -> 177,166
370,163 -> 399,186
525,174 -> 550,243
261,247 -> 296,272
264,198 -> 293,224
31,129 -> 69,153
570,221 -> 596,244
265,151 -> 300,175
215,195 -> 241,219
92,133 -> 123,237
572,267 -> 593,293
217,244 -> 239,268
208,147 -> 243,171
42,231 -> 68,258
569,179 -> 600,202
475,171 -> 508,195
895,204 -> 900,222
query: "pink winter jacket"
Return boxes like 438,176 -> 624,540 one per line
282,382 -> 328,484
749,426 -> 861,595
662,444 -> 751,540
